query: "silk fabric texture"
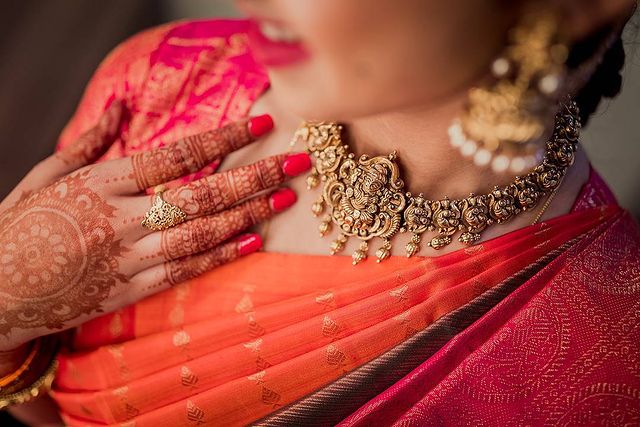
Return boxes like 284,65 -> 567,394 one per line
50,20 -> 640,426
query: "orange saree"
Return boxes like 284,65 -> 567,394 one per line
49,19 -> 640,426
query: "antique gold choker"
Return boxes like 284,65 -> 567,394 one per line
292,101 -> 580,265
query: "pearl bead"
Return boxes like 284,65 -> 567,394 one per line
539,73 -> 560,95
510,156 -> 527,173
491,57 -> 510,77
492,154 -> 510,173
461,140 -> 478,157
448,122 -> 465,147
474,149 -> 492,167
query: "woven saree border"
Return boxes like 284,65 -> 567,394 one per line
253,238 -> 580,427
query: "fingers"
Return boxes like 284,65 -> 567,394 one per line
52,100 -> 124,175
0,101 -> 124,210
133,188 -> 296,270
13,101 -> 123,197
113,114 -> 274,194
162,152 -> 310,219
128,234 -> 262,302
124,152 -> 309,237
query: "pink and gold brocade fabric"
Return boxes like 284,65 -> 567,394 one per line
50,20 -> 640,426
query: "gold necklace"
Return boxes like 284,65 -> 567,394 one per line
292,101 -> 580,265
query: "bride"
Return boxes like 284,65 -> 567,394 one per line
1,0 -> 639,425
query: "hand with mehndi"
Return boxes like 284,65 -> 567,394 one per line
0,101 -> 310,351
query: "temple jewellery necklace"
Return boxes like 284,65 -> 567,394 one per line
290,101 -> 579,265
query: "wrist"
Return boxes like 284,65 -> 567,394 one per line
0,336 -> 60,409
0,343 -> 32,377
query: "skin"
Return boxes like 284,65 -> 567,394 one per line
4,0 -> 635,423
226,0 -> 633,258
0,102 -> 304,354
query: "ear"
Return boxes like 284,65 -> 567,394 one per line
553,0 -> 636,41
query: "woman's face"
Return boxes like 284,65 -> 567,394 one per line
235,0 -> 516,121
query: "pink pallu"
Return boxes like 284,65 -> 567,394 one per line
52,19 -> 640,425
339,173 -> 640,426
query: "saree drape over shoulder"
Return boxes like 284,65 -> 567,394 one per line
50,20 -> 640,426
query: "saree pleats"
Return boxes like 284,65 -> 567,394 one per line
254,238 -> 577,426
50,206 -> 620,426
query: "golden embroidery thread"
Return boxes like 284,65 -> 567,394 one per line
293,101 -> 580,265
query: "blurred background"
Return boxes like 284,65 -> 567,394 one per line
0,3 -> 636,425
0,0 -> 638,219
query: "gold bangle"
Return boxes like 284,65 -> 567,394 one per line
0,340 -> 41,387
0,358 -> 58,410
0,336 -> 59,410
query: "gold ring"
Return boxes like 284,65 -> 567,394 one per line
141,189 -> 187,231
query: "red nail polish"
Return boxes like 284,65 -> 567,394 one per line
282,152 -> 312,177
248,114 -> 274,138
238,233 -> 263,256
270,188 -> 297,212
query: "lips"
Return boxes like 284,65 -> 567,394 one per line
246,19 -> 310,67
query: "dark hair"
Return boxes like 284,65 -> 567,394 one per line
570,13 -> 636,125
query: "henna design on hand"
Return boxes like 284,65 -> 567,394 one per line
164,154 -> 287,217
130,120 -> 253,191
160,196 -> 272,261
55,101 -> 123,167
0,171 -> 127,335
163,241 -> 239,287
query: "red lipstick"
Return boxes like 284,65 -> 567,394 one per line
246,19 -> 310,67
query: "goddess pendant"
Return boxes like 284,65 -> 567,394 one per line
293,101 -> 580,264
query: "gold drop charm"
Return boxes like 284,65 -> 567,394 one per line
293,101 -> 580,264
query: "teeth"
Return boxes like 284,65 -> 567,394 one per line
259,22 -> 300,43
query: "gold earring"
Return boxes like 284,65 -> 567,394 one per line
449,6 -> 568,174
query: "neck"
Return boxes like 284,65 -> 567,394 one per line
345,93 -> 524,198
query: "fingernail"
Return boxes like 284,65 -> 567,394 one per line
248,114 -> 274,138
270,188 -> 297,213
238,233 -> 263,256
282,152 -> 312,177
